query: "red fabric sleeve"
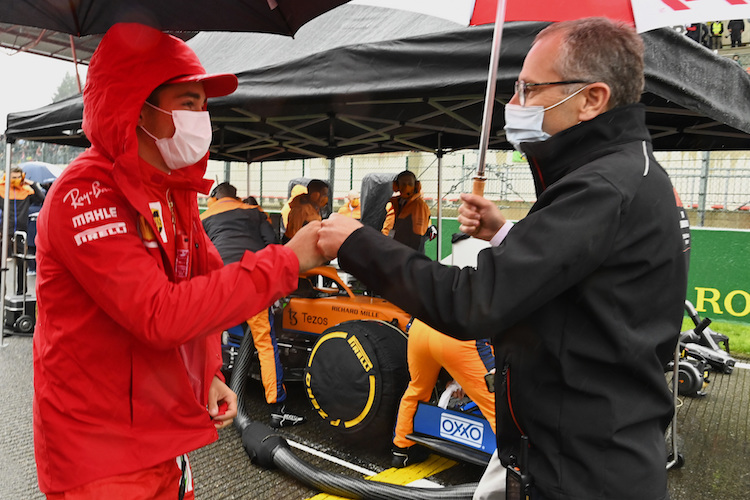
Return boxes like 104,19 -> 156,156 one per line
46,175 -> 299,350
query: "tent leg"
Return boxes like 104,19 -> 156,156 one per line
328,157 -> 336,215
436,133 -> 443,262
1,140 -> 13,347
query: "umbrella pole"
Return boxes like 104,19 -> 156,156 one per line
473,0 -> 508,197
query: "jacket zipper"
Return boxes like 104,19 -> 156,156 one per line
166,188 -> 176,234
502,362 -> 527,436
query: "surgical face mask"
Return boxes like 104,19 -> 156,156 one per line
140,101 -> 213,170
504,85 -> 589,151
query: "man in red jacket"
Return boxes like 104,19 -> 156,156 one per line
33,23 -> 324,499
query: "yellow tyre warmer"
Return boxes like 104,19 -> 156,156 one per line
304,320 -> 408,439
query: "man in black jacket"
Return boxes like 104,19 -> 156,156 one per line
728,19 -> 745,47
318,18 -> 688,500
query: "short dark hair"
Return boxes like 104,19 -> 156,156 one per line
306,179 -> 328,194
395,170 -> 416,183
537,17 -> 645,108
211,182 -> 237,199
145,85 -> 166,106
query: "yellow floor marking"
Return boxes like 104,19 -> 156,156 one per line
306,454 -> 458,499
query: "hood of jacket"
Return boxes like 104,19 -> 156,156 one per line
83,23 -> 215,188
289,193 -> 309,210
521,103 -> 651,197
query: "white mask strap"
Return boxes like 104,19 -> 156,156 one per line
144,100 -> 173,116
543,84 -> 590,112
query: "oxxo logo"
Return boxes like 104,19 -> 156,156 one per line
440,413 -> 484,448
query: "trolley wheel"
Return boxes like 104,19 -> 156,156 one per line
677,361 -> 702,397
667,452 -> 685,469
14,314 -> 34,334
304,320 -> 408,442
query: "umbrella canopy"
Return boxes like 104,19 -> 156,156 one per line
19,161 -> 63,185
354,0 -> 635,27
0,0 -> 351,37
356,0 -> 750,32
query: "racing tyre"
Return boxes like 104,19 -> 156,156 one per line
304,320 -> 408,441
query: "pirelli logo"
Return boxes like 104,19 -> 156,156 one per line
74,222 -> 127,246
347,335 -> 373,372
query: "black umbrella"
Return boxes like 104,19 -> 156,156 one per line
0,0 -> 351,37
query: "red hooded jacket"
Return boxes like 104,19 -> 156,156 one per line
32,24 -> 299,493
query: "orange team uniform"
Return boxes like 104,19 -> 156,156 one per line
381,192 -> 430,252
200,197 -> 287,405
393,319 -> 496,449
337,202 -> 361,219
285,197 -> 321,240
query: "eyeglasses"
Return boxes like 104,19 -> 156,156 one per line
514,79 -> 592,107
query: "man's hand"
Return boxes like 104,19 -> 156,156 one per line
285,221 -> 327,273
457,193 -> 507,241
208,376 -> 237,430
318,214 -> 364,261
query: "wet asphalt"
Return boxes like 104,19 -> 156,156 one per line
2,331 -> 749,499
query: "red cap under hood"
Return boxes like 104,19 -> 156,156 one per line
83,23 -> 238,164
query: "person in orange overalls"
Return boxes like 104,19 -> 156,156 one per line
337,190 -> 361,219
280,184 -> 307,240
201,182 -> 305,428
391,318 -> 496,467
381,170 -> 431,253
0,166 -> 46,293
283,179 -> 329,242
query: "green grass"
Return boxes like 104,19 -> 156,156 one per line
682,317 -> 750,360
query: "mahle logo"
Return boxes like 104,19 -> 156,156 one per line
440,413 -> 484,448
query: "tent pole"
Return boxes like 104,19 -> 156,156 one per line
328,158 -> 336,216
473,0 -> 507,196
69,35 -> 83,94
436,133 -> 443,262
246,161 -> 251,200
1,140 -> 13,347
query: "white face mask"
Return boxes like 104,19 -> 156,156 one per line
504,85 -> 589,151
140,101 -> 213,170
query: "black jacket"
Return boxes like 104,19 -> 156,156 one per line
338,104 -> 687,500
0,180 -> 45,235
200,198 -> 278,265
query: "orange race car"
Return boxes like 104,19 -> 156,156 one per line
222,264 -> 412,439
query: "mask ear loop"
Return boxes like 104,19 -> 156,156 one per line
144,100 -> 173,116
140,101 -> 174,141
543,84 -> 590,112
